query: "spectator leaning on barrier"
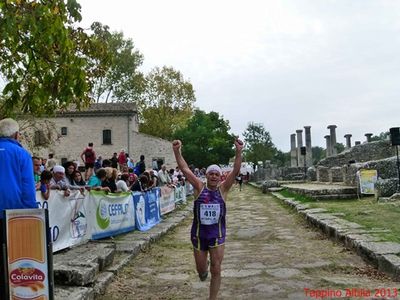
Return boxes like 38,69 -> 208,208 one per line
158,165 -> 172,186
32,156 -> 42,190
40,170 -> 53,200
0,118 -> 38,297
50,165 -> 71,197
87,168 -> 111,192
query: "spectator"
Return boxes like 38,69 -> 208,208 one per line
118,149 -> 127,170
40,158 -> 47,172
87,168 -> 110,192
127,157 -> 135,169
102,167 -> 118,193
102,159 -> 112,168
136,154 -> 146,175
46,153 -> 57,171
131,174 -> 149,192
49,165 -> 70,197
149,170 -> 159,188
80,142 -> 96,182
116,173 -> 130,192
72,170 -> 86,186
94,155 -> 103,171
32,156 -> 42,190
110,152 -> 118,169
0,118 -> 37,296
40,170 -> 53,200
158,165 -> 172,186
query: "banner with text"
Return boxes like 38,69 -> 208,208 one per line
36,190 -> 90,252
133,188 -> 161,231
87,191 -> 136,240
160,186 -> 175,215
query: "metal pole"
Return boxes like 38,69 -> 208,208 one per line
397,145 -> 400,193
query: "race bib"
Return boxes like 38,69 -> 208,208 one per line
200,203 -> 220,225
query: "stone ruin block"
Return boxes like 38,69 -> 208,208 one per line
375,178 -> 398,197
307,166 -> 317,181
317,166 -> 329,182
330,167 -> 344,182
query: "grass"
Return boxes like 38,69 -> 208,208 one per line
277,189 -> 400,243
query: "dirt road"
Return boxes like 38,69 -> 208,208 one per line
98,185 -> 399,300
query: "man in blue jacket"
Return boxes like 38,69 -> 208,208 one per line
0,118 -> 37,297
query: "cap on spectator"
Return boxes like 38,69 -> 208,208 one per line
53,165 -> 65,173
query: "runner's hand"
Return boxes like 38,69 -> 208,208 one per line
172,140 -> 182,151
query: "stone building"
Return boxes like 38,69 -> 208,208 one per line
22,103 -> 176,170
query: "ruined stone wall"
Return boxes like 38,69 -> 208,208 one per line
317,140 -> 394,168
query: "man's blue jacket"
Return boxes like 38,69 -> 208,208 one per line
0,138 -> 37,218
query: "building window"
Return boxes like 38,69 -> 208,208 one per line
34,130 -> 47,146
61,127 -> 68,136
103,129 -> 112,145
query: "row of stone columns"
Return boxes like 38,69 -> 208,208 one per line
325,126 -> 375,157
290,126 -> 313,167
291,126 -> 376,163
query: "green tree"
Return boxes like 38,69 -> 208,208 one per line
173,110 -> 235,168
370,131 -> 390,142
139,66 -> 196,140
87,22 -> 145,103
0,0 -> 90,117
242,122 -> 276,167
312,146 -> 325,165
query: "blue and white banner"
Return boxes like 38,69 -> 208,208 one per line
133,188 -> 161,231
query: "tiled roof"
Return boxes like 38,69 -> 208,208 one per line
57,102 -> 137,117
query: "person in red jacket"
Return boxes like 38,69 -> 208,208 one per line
80,142 -> 96,181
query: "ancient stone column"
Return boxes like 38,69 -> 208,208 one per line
327,125 -> 337,155
344,134 -> 352,149
324,135 -> 331,157
365,133 -> 373,143
296,129 -> 304,167
290,133 -> 297,167
304,126 -> 312,166
355,141 -> 361,145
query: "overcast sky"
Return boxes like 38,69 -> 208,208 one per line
78,0 -> 400,151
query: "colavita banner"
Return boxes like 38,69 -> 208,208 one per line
5,209 -> 53,299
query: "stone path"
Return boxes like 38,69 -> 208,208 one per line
98,185 -> 400,300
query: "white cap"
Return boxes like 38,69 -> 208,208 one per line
206,164 -> 222,175
53,165 -> 65,173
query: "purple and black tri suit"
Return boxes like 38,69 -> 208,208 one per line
191,185 -> 226,251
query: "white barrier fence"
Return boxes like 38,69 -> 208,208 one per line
35,183 -> 192,252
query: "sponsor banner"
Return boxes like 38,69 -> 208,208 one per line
359,169 -> 378,195
36,190 -> 89,252
87,191 -> 135,240
174,185 -> 186,204
160,186 -> 175,215
5,209 -> 53,299
133,188 -> 161,231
